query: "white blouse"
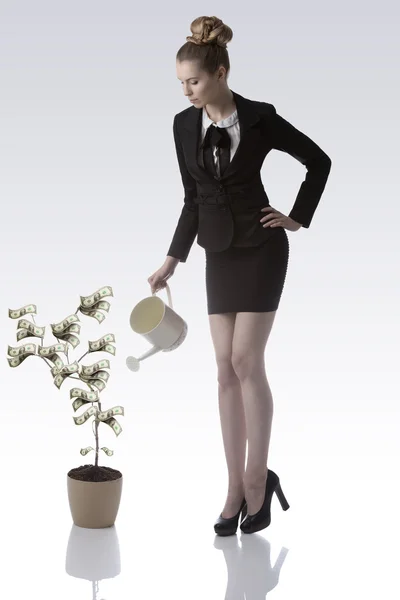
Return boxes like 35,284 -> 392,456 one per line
199,107 -> 240,177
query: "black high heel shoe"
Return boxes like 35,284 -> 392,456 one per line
214,498 -> 248,536
240,469 -> 289,534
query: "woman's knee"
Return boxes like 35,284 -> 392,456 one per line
231,352 -> 265,380
216,357 -> 240,388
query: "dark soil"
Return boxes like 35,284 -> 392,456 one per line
68,464 -> 122,482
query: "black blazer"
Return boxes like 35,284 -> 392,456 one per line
167,89 -> 332,262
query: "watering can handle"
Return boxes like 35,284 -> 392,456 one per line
152,282 -> 173,309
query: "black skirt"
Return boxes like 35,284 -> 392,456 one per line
205,226 -> 289,314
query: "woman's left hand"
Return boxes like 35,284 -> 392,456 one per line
260,206 -> 302,232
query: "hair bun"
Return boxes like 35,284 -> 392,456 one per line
186,16 -> 233,49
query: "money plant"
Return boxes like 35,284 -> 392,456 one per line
7,285 -> 124,467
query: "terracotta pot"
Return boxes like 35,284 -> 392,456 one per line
67,470 -> 123,529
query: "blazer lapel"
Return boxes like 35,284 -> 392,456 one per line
182,89 -> 261,180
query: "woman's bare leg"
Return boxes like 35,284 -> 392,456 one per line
231,310 -> 277,515
209,312 -> 247,518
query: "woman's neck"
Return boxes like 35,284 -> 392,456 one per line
205,89 -> 236,123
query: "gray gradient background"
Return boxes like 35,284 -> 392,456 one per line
1,1 -> 399,598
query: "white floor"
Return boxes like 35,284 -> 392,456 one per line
2,389 -> 399,599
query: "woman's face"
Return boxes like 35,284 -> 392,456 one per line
176,60 -> 223,108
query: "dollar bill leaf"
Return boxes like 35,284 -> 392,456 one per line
9,304 -> 37,319
73,405 -> 98,425
80,446 -> 94,456
101,447 -> 114,457
80,286 -> 113,309
103,417 -> 122,436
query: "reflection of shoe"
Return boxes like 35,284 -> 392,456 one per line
240,469 -> 289,535
214,498 -> 247,536
213,533 -> 241,551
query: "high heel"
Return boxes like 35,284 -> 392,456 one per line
214,498 -> 248,536
240,469 -> 289,534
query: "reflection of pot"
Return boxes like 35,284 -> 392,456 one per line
126,283 -> 188,372
65,523 -> 121,581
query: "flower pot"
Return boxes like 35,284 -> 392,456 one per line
67,464 -> 123,528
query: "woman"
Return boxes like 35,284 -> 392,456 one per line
148,16 -> 332,536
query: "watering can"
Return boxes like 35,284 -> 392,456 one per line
126,283 -> 188,372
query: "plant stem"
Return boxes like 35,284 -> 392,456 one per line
95,417 -> 99,467
88,383 -> 101,467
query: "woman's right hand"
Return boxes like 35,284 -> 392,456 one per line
147,258 -> 179,294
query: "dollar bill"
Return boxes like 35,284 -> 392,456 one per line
73,405 -> 98,425
104,417 -> 122,436
71,388 -> 99,412
95,343 -> 115,356
81,369 -> 109,382
9,304 -> 37,319
51,364 -> 60,376
61,323 -> 81,335
70,387 -> 99,402
8,354 -> 33,367
51,314 -> 80,335
97,406 -> 124,421
80,286 -> 113,309
8,343 -> 36,357
51,361 -> 81,377
94,300 -> 110,312
79,377 -> 108,392
47,353 -> 64,370
38,343 -> 67,357
95,370 -> 109,382
53,361 -> 80,388
88,335 -> 116,356
88,334 -> 115,351
17,330 -> 31,341
81,360 -> 110,377
80,300 -> 110,313
81,375 -> 110,393
88,379 -> 106,392
101,447 -> 114,457
56,333 -> 80,348
72,398 -> 94,412
80,446 -> 94,456
80,445 -> 113,457
54,371 -> 79,388
79,308 -> 105,324
17,319 -> 45,338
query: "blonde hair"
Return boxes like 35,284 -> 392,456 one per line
176,16 -> 233,76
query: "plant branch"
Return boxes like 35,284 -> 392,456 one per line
76,351 -> 89,364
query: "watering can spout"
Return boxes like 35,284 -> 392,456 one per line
126,345 -> 161,372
